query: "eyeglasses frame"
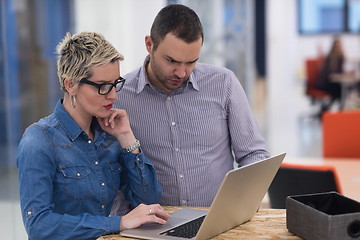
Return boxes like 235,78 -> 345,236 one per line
79,77 -> 126,95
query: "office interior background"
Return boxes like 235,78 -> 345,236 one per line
1,0 -> 360,238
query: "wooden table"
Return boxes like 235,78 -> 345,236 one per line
98,207 -> 301,240
285,158 -> 360,202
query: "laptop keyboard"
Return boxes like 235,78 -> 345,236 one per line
160,215 -> 206,239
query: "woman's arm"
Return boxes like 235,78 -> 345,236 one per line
17,125 -> 121,239
120,150 -> 162,206
97,109 -> 163,206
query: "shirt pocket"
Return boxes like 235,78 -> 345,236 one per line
60,166 -> 92,200
181,108 -> 227,147
108,160 -> 122,190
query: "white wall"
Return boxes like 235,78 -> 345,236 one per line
74,0 -> 166,75
266,0 -> 300,155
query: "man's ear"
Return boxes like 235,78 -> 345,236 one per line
64,79 -> 77,95
145,35 -> 153,53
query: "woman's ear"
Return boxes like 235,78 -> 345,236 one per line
64,79 -> 78,95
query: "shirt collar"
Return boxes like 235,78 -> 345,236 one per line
136,55 -> 199,94
54,100 -> 102,142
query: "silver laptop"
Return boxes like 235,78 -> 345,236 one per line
121,153 -> 286,240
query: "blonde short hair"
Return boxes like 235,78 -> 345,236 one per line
56,32 -> 124,91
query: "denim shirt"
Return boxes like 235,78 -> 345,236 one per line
17,100 -> 162,240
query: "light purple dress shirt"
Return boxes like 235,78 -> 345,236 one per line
114,56 -> 270,207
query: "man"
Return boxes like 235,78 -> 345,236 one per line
115,4 -> 269,207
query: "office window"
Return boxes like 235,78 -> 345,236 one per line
348,0 -> 360,32
298,0 -> 360,34
298,0 -> 345,34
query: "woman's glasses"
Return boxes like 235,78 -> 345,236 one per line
80,77 -> 125,95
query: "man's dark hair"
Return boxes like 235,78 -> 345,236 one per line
150,4 -> 204,50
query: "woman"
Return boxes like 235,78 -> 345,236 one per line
17,32 -> 169,240
317,36 -> 344,110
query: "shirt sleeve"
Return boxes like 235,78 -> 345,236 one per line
226,71 -> 270,166
17,125 -> 121,240
120,150 -> 163,207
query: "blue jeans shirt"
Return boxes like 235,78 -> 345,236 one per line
17,100 -> 162,240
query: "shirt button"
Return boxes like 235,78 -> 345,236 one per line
167,96 -> 171,101
101,205 -> 105,209
101,182 -> 105,186
175,147 -> 180,152
27,211 -> 32,215
181,200 -> 187,206
88,140 -> 92,144
94,161 -> 99,165
179,174 -> 184,179
171,122 -> 176,126
77,173 -> 81,177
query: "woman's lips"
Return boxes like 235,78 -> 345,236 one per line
104,104 -> 113,110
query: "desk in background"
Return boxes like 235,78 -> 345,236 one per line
285,158 -> 360,202
98,207 -> 301,240
331,72 -> 360,109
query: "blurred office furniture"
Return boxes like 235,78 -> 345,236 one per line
305,58 -> 328,103
323,110 -> 360,158
268,162 -> 342,209
304,57 -> 329,117
331,71 -> 360,110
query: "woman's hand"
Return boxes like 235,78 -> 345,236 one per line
120,204 -> 171,231
97,109 -> 131,137
98,109 -> 139,150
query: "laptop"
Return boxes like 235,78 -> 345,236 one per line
121,153 -> 286,240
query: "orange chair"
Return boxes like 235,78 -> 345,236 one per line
322,110 -> 360,158
268,162 -> 342,209
305,57 -> 329,104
